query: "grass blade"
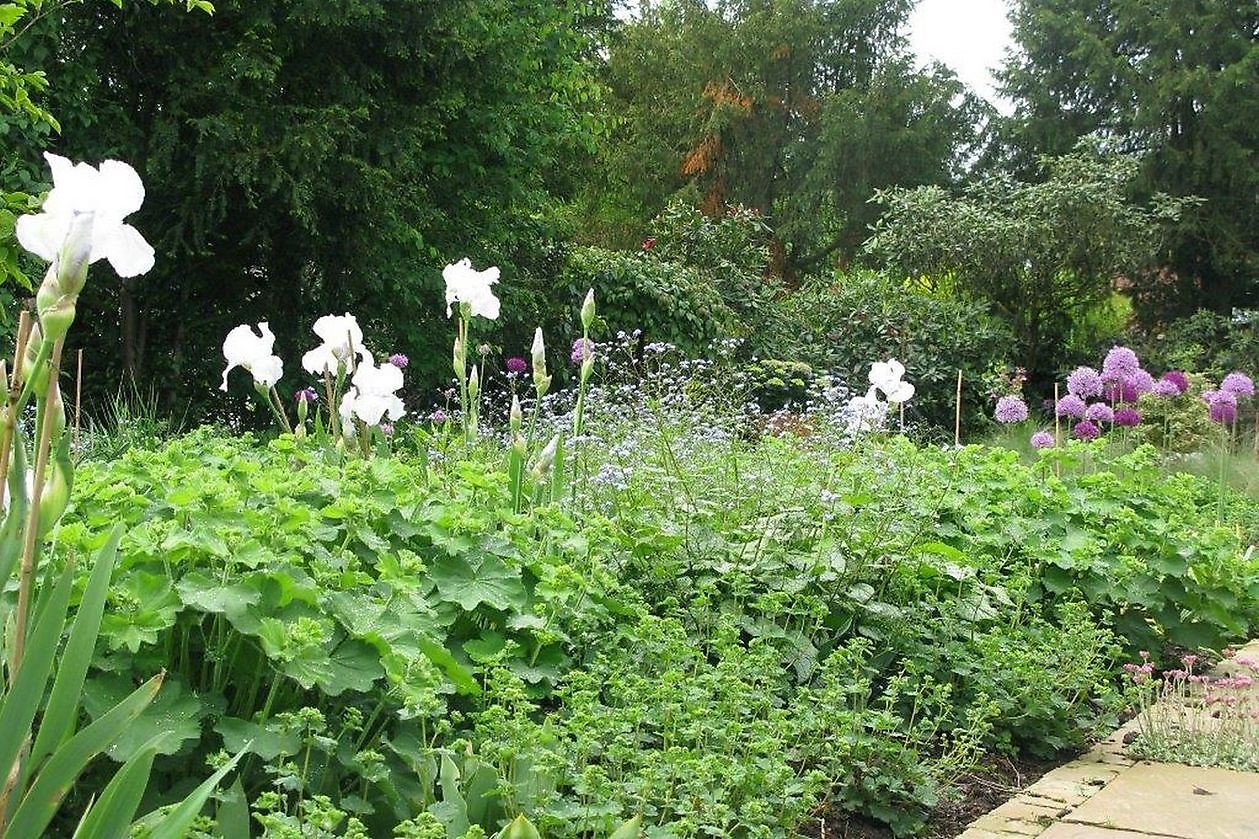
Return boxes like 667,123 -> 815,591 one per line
5,673 -> 162,837
0,560 -> 76,796
70,742 -> 156,839
29,526 -> 124,773
143,747 -> 245,839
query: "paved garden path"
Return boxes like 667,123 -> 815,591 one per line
956,640 -> 1259,839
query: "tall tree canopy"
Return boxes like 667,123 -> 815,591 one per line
12,0 -> 608,416
576,0 -> 984,278
997,0 -> 1259,318
867,145 -> 1188,380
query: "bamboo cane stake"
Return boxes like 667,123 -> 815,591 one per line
954,370 -> 962,446
74,348 -> 83,454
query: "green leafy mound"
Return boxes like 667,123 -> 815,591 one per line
50,429 -> 1259,837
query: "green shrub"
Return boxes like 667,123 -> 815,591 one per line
560,246 -> 737,356
1133,308 -> 1259,382
772,271 -> 1016,433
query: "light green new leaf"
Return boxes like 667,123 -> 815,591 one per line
498,814 -> 542,839
609,816 -> 643,839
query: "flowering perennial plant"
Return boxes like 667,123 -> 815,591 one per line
1125,652 -> 1259,772
994,394 -> 1029,424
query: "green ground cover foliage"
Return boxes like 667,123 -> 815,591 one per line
45,416 -> 1259,837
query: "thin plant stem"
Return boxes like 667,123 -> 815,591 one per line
267,386 -> 293,433
11,337 -> 64,678
0,313 -> 35,497
72,349 -> 83,454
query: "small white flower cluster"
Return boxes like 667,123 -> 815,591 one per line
221,312 -> 404,430
844,359 -> 915,435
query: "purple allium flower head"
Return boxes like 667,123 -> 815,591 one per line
430,409 -> 448,423
1221,372 -> 1255,399
1203,389 -> 1238,424
1162,371 -> 1190,393
505,356 -> 528,375
1084,402 -> 1114,424
1151,379 -> 1180,397
388,353 -> 409,369
995,394 -> 1029,423
1030,430 -> 1055,449
1066,366 -> 1103,398
570,337 -> 594,365
1114,407 -> 1142,427
1072,420 -> 1101,441
295,387 -> 319,403
1102,346 -> 1141,381
1056,394 -> 1087,419
1129,369 -> 1155,396
379,423 -> 395,437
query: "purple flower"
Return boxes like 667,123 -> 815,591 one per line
1066,366 -> 1103,398
1129,369 -> 1155,396
505,356 -> 528,375
1221,372 -> 1255,400
379,423 -> 395,437
1084,402 -> 1114,424
570,337 -> 594,365
1102,346 -> 1141,381
1056,394 -> 1087,419
1072,420 -> 1100,441
1162,371 -> 1189,393
388,353 -> 409,369
1114,407 -> 1142,427
295,387 -> 319,404
1030,430 -> 1055,449
1203,389 -> 1238,424
430,409 -> 448,423
1151,379 -> 1180,397
994,394 -> 1029,423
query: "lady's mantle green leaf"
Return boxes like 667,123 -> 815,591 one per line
215,717 -> 300,760
175,570 -> 262,616
100,570 -> 181,652
83,675 -> 217,759
430,551 -> 526,612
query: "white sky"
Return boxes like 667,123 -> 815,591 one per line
907,0 -> 1015,112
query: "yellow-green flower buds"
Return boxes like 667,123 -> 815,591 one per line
580,288 -> 596,331
46,379 -> 67,441
509,393 -> 522,435
530,434 -> 560,481
35,267 -> 75,343
21,323 -> 49,398
468,366 -> 480,401
57,212 -> 93,297
37,439 -> 73,537
531,327 -> 551,398
452,334 -> 466,380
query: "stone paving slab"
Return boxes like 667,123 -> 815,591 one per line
954,638 -> 1259,839
1038,824 -> 1178,839
1063,762 -> 1259,839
